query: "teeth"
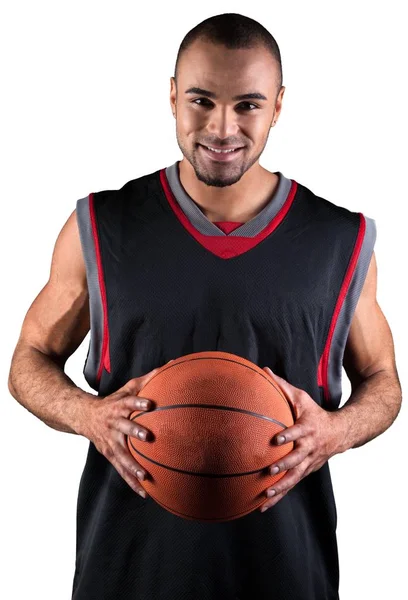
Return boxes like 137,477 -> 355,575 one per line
206,146 -> 237,154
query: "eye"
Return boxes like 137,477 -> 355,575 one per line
237,102 -> 259,111
191,98 -> 259,111
192,98 -> 213,107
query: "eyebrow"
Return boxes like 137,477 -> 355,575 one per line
185,87 -> 268,102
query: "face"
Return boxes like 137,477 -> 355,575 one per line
170,39 -> 285,188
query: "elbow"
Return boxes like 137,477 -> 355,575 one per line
395,384 -> 403,417
8,354 -> 20,398
7,364 -> 17,397
8,374 -> 16,398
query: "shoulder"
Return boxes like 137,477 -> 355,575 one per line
294,179 -> 376,240
295,179 -> 358,219
91,168 -> 162,207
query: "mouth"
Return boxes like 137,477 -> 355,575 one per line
198,143 -> 245,162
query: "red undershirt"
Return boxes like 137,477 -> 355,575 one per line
213,222 -> 244,235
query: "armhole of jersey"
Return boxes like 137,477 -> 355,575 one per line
76,195 -> 104,391
326,214 -> 377,408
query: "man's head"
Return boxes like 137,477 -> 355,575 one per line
170,13 -> 285,188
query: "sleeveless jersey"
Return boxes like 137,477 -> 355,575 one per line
73,161 -> 376,600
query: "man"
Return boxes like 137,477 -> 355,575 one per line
8,12 -> 401,600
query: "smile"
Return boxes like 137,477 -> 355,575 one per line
198,144 -> 244,162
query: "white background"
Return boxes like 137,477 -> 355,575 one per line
1,1 -> 407,598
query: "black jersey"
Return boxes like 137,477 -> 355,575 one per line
73,162 -> 376,600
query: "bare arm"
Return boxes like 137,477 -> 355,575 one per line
7,207 -> 164,497
7,208 -> 95,435
335,251 -> 402,451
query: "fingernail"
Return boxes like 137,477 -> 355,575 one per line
141,400 -> 149,409
138,489 -> 146,498
136,470 -> 145,480
276,435 -> 285,444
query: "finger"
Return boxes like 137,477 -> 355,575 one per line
111,457 -> 148,498
114,444 -> 148,482
260,488 -> 289,512
122,395 -> 154,412
273,423 -> 306,445
265,465 -> 304,500
269,446 -> 309,475
115,416 -> 151,442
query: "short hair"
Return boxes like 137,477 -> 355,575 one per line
174,13 -> 283,91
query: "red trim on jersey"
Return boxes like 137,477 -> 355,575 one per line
317,213 -> 366,405
159,168 -> 298,259
89,192 -> 111,382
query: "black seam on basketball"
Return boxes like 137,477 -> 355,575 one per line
131,403 -> 288,429
127,432 -> 292,478
140,354 -> 292,411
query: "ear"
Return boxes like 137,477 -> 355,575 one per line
170,77 -> 177,117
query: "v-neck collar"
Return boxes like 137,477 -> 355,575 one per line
164,160 -> 293,237
159,161 -> 299,259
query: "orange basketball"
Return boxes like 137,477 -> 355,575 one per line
126,351 -> 295,522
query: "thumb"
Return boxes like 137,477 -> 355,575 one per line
124,359 -> 175,394
263,366 -> 292,400
263,367 -> 299,419
264,366 -> 290,389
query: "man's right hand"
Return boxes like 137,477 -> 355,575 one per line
82,363 -> 172,498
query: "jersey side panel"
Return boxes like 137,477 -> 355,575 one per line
76,195 -> 104,391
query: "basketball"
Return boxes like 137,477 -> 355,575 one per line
126,351 -> 295,522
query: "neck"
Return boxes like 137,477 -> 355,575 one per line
178,159 -> 279,223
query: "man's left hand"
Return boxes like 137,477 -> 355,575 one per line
259,366 -> 345,513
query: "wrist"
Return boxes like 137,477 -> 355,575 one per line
74,391 -> 99,439
330,407 -> 353,455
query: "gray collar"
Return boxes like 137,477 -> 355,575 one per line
164,161 -> 293,237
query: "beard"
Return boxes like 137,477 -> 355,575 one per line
175,132 -> 269,188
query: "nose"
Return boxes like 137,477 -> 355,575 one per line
205,105 -> 239,140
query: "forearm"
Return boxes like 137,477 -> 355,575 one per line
8,342 -> 96,436
333,370 -> 402,452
